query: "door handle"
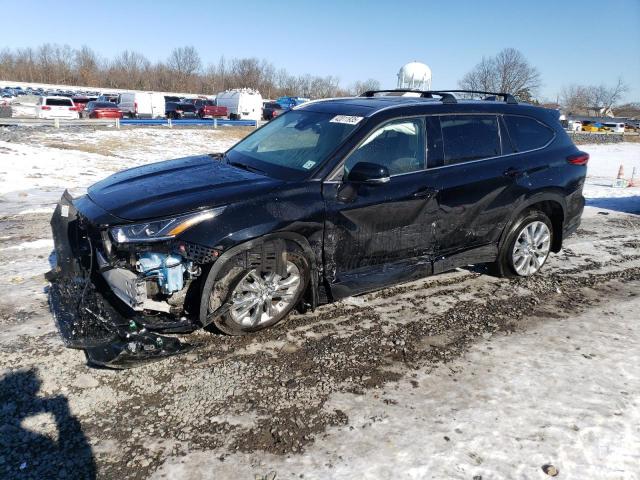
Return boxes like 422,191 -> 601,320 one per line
413,187 -> 438,199
503,167 -> 524,178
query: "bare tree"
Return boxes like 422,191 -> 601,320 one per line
459,48 -> 541,99
350,78 -> 381,95
74,46 -> 100,86
167,46 -> 201,90
561,79 -> 629,115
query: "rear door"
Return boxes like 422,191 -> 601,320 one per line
323,117 -> 440,297
428,114 -> 520,266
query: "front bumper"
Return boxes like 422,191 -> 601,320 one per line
46,191 -> 191,368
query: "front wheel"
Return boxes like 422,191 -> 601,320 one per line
206,251 -> 308,335
493,210 -> 553,278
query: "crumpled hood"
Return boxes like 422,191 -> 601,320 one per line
87,155 -> 280,221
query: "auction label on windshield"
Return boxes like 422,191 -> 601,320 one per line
330,115 -> 363,125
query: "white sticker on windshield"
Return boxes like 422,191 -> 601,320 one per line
330,115 -> 363,125
60,205 -> 69,218
302,160 -> 316,170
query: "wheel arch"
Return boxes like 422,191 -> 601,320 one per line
499,192 -> 566,253
197,232 -> 319,326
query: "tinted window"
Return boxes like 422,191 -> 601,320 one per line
178,104 -> 196,112
441,115 -> 500,165
345,118 -> 425,176
94,102 -> 117,108
45,98 -> 73,106
503,115 -> 554,152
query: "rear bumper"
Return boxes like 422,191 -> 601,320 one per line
46,191 -> 191,368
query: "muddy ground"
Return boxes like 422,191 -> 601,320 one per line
0,128 -> 638,479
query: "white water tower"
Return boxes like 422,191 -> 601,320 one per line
397,61 -> 432,90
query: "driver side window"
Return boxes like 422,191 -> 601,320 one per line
344,118 -> 425,177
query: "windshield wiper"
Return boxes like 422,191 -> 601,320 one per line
226,158 -> 266,175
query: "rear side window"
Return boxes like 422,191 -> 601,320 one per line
503,115 -> 554,152
440,115 -> 500,165
45,98 -> 73,106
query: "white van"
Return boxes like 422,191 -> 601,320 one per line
117,92 -> 165,118
216,89 -> 263,121
37,96 -> 79,120
604,122 -> 625,133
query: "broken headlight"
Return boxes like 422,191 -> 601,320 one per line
110,207 -> 225,244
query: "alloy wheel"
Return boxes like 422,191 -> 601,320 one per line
511,220 -> 551,276
228,261 -> 301,328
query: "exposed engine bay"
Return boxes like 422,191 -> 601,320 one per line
97,250 -> 199,315
46,191 -> 223,368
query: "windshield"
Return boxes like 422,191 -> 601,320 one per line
227,110 -> 360,178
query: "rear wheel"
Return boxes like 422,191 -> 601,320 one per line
493,210 -> 553,278
206,250 -> 308,335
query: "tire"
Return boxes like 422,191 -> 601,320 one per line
492,209 -> 553,278
128,111 -> 136,119
205,249 -> 309,335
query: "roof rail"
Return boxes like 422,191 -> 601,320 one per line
436,90 -> 519,104
359,89 -> 458,104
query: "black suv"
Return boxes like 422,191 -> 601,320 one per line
165,101 -> 198,119
48,89 -> 588,367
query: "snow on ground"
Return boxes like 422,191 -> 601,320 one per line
582,142 -> 640,214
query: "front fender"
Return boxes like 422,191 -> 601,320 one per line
197,232 -> 319,326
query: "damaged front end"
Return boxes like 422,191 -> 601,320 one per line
46,191 -> 221,368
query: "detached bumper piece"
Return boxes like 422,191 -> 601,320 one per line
47,191 -> 191,369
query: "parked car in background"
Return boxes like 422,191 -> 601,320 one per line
72,96 -> 97,115
624,121 -> 639,132
216,88 -> 263,121
568,119 -> 582,132
165,102 -> 198,119
262,101 -> 284,120
37,96 -> 79,119
603,122 -> 625,133
97,93 -> 119,103
118,92 -> 165,118
84,101 -> 123,119
581,122 -> 606,132
185,98 -> 228,118
276,96 -> 310,110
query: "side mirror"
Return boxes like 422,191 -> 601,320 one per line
347,162 -> 390,185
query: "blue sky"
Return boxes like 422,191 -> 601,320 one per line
1,0 -> 639,101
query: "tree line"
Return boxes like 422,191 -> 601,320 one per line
1,44 -> 633,116
0,44 -> 381,99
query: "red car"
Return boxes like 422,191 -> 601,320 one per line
72,96 -> 97,115
85,101 -> 123,119
188,99 -> 228,118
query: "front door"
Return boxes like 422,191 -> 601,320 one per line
322,117 -> 440,298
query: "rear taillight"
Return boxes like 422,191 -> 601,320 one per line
41,106 -> 51,110
567,152 -> 589,165
134,102 -> 138,114
69,107 -> 77,111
